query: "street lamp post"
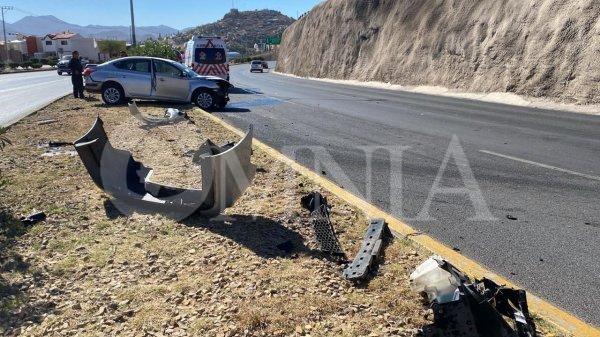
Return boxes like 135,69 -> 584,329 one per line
1,5 -> 14,64
129,0 -> 136,46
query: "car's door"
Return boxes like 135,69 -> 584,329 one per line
112,58 -> 152,97
152,59 -> 189,101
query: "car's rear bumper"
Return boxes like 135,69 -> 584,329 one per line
84,79 -> 102,93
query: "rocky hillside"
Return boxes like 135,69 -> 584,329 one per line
277,0 -> 600,104
173,9 -> 295,54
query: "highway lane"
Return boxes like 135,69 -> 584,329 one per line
0,71 -> 71,127
220,63 -> 600,325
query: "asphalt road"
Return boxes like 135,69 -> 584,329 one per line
221,63 -> 600,325
0,70 -> 71,127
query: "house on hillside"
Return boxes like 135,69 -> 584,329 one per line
42,31 -> 99,61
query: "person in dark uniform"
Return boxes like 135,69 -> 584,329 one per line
68,51 -> 85,99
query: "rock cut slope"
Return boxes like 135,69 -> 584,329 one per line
276,0 -> 600,104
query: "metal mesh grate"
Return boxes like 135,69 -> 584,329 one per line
310,205 -> 344,255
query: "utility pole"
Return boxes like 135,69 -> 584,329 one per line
1,5 -> 13,64
129,0 -> 136,46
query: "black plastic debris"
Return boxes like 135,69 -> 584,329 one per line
342,218 -> 390,281
20,211 -> 46,225
419,259 -> 537,337
300,192 -> 345,256
48,141 -> 73,147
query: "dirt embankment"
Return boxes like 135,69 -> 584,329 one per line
276,0 -> 600,104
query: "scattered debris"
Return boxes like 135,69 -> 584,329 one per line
301,192 -> 345,256
39,141 -> 77,157
37,119 -> 57,125
342,218 -> 389,281
20,211 -> 47,225
129,101 -> 189,125
413,257 -> 537,337
74,117 -> 255,219
48,141 -> 73,147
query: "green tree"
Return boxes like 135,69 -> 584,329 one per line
98,40 -> 127,58
128,40 -> 179,61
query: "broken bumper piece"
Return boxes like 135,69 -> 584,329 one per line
414,257 -> 538,337
128,101 -> 189,125
74,117 -> 255,219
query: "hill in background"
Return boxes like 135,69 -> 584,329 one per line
2,15 -> 177,42
173,9 -> 295,54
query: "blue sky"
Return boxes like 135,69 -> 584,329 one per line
4,0 -> 323,30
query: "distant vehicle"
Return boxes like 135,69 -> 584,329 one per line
250,60 -> 264,73
57,55 -> 89,75
184,36 -> 230,81
83,56 -> 231,110
56,55 -> 72,75
262,61 -> 269,69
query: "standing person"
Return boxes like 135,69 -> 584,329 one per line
68,51 -> 85,99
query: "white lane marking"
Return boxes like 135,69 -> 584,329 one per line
479,150 -> 600,182
0,79 -> 68,94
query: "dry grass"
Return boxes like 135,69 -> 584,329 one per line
0,96 -> 567,336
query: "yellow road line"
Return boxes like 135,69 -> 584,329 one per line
198,109 -> 600,337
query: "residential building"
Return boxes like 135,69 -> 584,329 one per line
24,35 -> 43,56
0,40 -> 26,62
42,31 -> 100,61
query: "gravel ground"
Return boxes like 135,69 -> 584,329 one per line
0,96 -> 565,336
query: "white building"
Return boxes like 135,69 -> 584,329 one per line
42,31 -> 99,61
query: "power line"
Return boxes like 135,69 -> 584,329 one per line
13,7 -> 36,16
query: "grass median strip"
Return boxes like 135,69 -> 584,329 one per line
0,96 -> 567,336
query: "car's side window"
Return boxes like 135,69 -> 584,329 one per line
154,60 -> 183,78
115,59 -> 150,73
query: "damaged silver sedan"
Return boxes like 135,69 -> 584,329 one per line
74,117 -> 254,219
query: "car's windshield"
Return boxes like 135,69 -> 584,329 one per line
61,55 -> 72,61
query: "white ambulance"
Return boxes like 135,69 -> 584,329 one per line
184,36 -> 230,81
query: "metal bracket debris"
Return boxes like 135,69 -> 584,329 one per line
342,218 -> 389,281
74,117 -> 255,219
301,192 -> 345,256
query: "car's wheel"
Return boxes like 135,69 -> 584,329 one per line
101,83 -> 124,105
194,90 -> 216,110
58,71 -> 62,75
